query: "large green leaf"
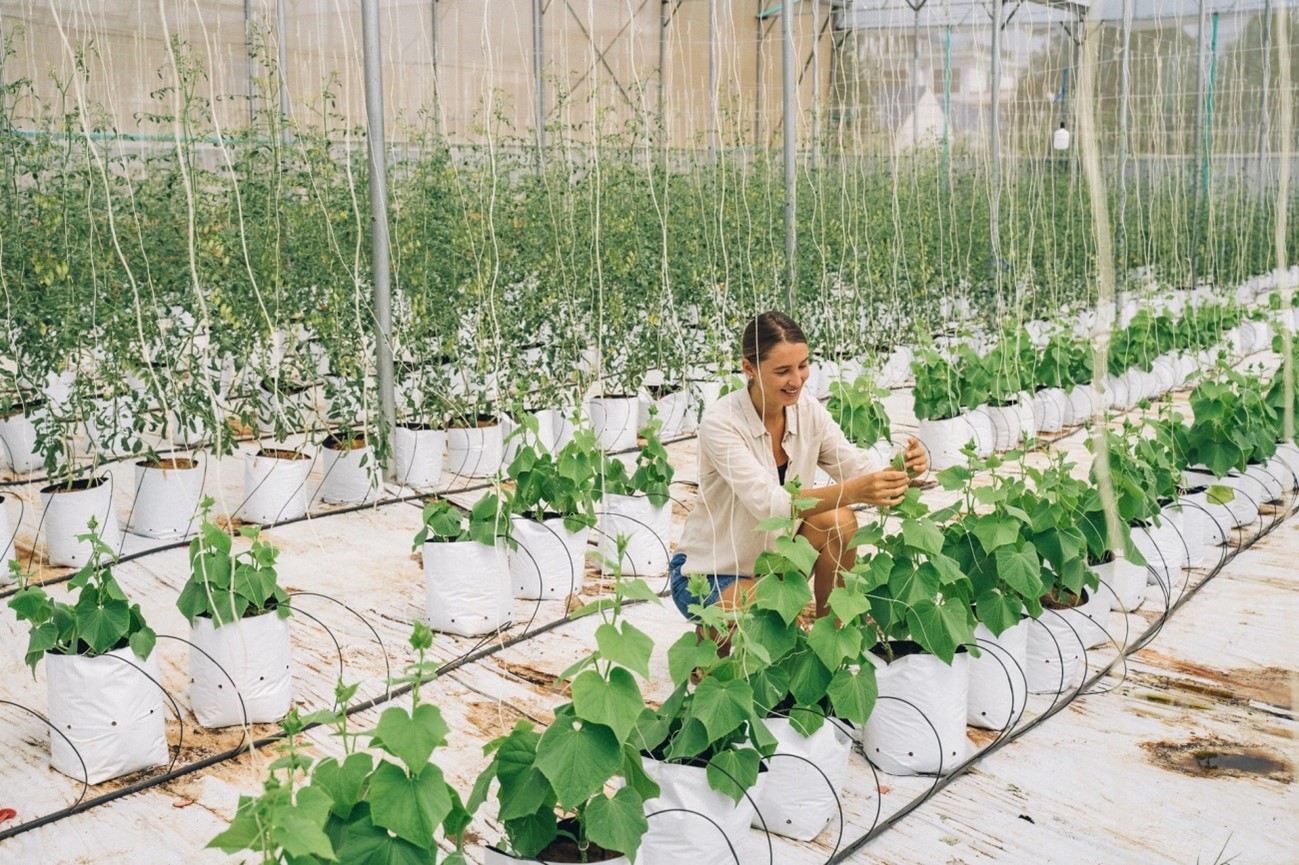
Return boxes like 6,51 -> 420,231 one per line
691,676 -> 754,741
754,573 -> 813,625
585,786 -> 649,860
571,667 -> 644,744
774,535 -> 820,576
494,726 -> 554,821
970,515 -> 1021,554
993,545 -> 1042,597
369,705 -> 449,774
905,598 -> 973,664
73,592 -> 129,655
826,667 -> 877,727
974,588 -> 1021,637
312,753 -> 374,820
742,609 -> 799,662
901,518 -> 945,557
534,709 -> 623,808
594,621 -> 653,678
367,761 -> 452,848
706,747 -> 761,804
503,809 -> 559,859
666,631 -> 719,685
784,649 -> 833,706
807,616 -> 861,670
329,804 -> 428,865
890,559 -> 940,607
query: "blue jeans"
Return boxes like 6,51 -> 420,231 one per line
669,552 -> 741,623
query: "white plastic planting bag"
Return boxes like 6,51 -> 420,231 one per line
982,404 -> 1021,452
1025,605 -> 1088,695
130,460 -> 204,539
966,408 -> 996,458
509,516 -> 588,600
318,445 -> 378,504
446,425 -> 504,478
0,494 -> 18,581
239,451 -> 311,525
0,409 -> 43,473
424,539 -> 511,636
597,494 -> 671,576
393,425 -> 445,489
189,612 -> 293,729
640,758 -> 763,864
1094,556 -> 1147,613
46,647 -> 167,785
41,477 -> 122,568
916,416 -> 978,471
861,648 -> 970,776
751,717 -> 852,841
968,620 -> 1029,730
1031,388 -> 1066,435
589,396 -> 640,453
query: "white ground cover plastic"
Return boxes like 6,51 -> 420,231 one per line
393,425 -> 445,488
238,451 -> 311,526
861,647 -> 970,776
189,612 -> 293,729
46,647 -> 168,785
423,539 -> 511,636
968,619 -> 1029,730
639,758 -> 764,863
597,493 -> 671,576
508,515 -> 588,600
41,476 -> 122,567
129,460 -> 204,539
446,424 -> 505,478
751,716 -> 853,841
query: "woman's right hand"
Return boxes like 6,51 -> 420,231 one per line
854,469 -> 910,508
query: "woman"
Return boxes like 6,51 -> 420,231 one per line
670,311 -> 927,626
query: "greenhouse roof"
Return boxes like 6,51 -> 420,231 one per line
839,0 -> 1277,28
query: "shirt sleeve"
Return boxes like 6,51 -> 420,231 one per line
813,399 -> 885,483
698,410 -> 794,523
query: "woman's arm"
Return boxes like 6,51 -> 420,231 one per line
793,465 -> 913,516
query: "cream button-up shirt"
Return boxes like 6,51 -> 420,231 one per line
676,387 -> 883,577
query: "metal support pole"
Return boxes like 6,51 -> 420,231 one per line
912,1 -> 926,150
431,0 -> 443,139
708,0 -> 718,159
943,25 -> 951,191
1276,1 -> 1292,273
361,0 -> 396,470
990,0 -> 1003,289
533,0 -> 546,174
1117,0 -> 1132,261
275,0 -> 291,141
782,0 -> 797,308
755,1 -> 764,147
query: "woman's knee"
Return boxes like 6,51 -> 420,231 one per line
800,507 -> 858,546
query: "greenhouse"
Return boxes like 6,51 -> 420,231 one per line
0,0 -> 1295,862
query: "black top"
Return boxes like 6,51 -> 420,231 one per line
777,460 -> 789,486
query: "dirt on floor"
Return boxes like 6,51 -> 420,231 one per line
1141,737 -> 1293,783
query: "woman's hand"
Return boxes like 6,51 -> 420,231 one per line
902,437 -> 929,483
854,469 -> 911,508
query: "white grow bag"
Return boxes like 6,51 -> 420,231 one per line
1131,513 -> 1188,592
1184,468 -> 1260,528
189,612 -> 293,729
981,403 -> 1022,452
968,619 -> 1029,730
1031,388 -> 1067,435
589,396 -> 641,453
446,423 -> 505,479
129,459 -> 204,539
509,515 -> 588,600
239,450 -> 312,526
640,758 -> 765,864
597,493 -> 671,576
424,539 -> 511,636
318,442 -> 379,504
1061,384 -> 1102,427
394,425 -> 445,489
861,646 -> 970,776
46,647 -> 168,784
641,389 -> 692,440
0,408 -> 43,473
916,415 -> 979,471
483,845 -> 628,865
1093,555 -> 1147,613
752,717 -> 852,841
1272,442 -> 1299,491
1025,601 -> 1091,695
0,494 -> 17,582
966,408 -> 996,458
41,476 -> 122,568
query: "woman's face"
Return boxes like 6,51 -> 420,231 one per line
744,340 -> 811,407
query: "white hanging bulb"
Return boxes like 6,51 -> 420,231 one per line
1053,122 -> 1071,151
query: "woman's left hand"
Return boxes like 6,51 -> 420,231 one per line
903,437 -> 928,483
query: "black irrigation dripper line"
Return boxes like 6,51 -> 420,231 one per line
827,497 -> 1294,865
